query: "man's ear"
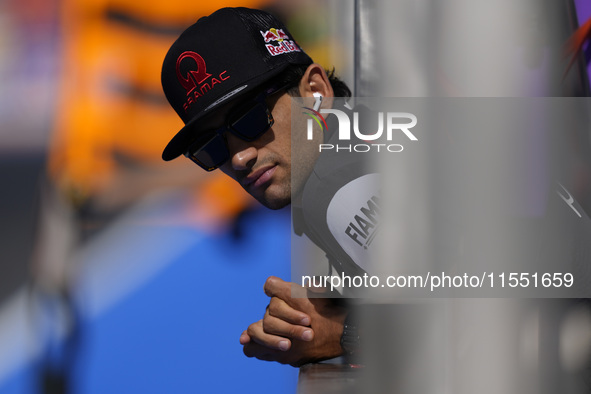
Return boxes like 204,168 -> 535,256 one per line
298,63 -> 334,110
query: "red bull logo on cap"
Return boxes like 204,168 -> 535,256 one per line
259,28 -> 301,57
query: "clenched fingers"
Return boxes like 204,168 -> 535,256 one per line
242,341 -> 283,361
263,314 -> 314,341
267,296 -> 311,326
246,320 -> 292,351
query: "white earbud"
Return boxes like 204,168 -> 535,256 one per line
312,92 -> 323,111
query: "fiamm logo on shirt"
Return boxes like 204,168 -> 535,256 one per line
326,174 -> 382,273
345,194 -> 381,250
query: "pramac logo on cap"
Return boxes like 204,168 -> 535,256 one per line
175,51 -> 230,112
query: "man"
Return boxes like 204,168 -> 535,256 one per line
160,7 -> 362,366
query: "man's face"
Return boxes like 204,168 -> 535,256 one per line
194,87 -> 321,210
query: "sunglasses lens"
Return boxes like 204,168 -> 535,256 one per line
185,87 -> 282,171
231,103 -> 273,140
189,133 -> 229,171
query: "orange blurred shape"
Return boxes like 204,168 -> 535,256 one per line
49,0 -> 269,204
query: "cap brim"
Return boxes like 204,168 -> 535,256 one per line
162,65 -> 290,161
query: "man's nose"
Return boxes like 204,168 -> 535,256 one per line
226,133 -> 258,171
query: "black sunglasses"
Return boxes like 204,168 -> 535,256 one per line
184,84 -> 287,171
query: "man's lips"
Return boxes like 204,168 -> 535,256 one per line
242,165 -> 277,188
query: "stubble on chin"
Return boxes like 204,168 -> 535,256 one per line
256,175 -> 291,210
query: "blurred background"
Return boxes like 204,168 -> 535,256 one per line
0,0 -> 352,393
2,0 -> 591,393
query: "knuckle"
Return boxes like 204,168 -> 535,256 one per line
261,317 -> 272,333
264,276 -> 276,292
246,321 -> 260,336
264,305 -> 270,319
268,297 -> 279,313
288,326 -> 300,338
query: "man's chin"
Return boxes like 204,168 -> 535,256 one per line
243,182 -> 291,210
259,201 -> 290,210
253,193 -> 291,210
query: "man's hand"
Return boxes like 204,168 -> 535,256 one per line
240,276 -> 347,367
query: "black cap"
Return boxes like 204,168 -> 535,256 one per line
161,7 -> 313,161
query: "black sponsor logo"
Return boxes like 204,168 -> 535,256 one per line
345,194 -> 381,250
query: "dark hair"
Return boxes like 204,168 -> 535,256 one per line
271,64 -> 352,98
